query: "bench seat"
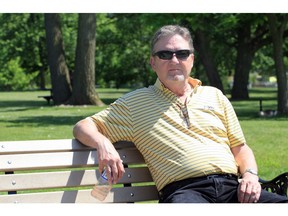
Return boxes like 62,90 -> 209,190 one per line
0,139 -> 158,203
0,139 -> 286,203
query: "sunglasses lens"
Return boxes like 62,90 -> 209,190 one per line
175,50 -> 191,60
157,51 -> 173,60
154,50 -> 191,60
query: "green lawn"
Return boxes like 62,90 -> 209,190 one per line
229,87 -> 288,179
0,88 -> 131,140
0,87 -> 287,180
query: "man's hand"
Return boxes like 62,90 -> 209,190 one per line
237,173 -> 261,203
73,118 -> 125,185
97,139 -> 125,185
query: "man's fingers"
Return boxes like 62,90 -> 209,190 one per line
244,184 -> 253,203
238,180 -> 261,203
238,181 -> 247,203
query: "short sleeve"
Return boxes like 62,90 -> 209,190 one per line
90,97 -> 134,143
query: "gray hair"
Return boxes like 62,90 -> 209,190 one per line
150,25 -> 194,54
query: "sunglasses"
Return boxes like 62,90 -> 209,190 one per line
153,50 -> 192,60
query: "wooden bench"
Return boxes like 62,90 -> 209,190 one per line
0,139 -> 158,203
38,89 -> 53,105
0,139 -> 286,203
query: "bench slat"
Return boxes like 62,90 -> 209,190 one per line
0,167 -> 153,192
0,148 -> 144,172
0,139 -> 135,154
0,139 -> 87,154
0,139 -> 157,203
0,186 -> 159,203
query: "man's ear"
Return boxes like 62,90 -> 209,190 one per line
191,54 -> 194,67
150,56 -> 156,71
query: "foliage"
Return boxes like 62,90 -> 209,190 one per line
0,57 -> 37,90
0,13 -> 287,92
95,14 -> 157,88
61,14 -> 78,72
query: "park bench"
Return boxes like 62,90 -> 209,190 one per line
38,89 -> 53,105
0,139 -> 287,203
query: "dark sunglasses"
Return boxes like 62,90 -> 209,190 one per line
153,50 -> 192,60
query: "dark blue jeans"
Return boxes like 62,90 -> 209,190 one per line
158,174 -> 288,203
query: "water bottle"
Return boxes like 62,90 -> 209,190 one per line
91,169 -> 112,201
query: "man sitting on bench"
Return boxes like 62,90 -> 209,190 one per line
73,25 -> 288,203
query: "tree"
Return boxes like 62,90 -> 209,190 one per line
232,18 -> 255,100
95,13 -> 157,88
181,14 -> 237,93
44,13 -> 72,105
68,13 -> 104,106
267,14 -> 288,115
0,14 -> 47,90
231,14 -> 271,100
193,28 -> 224,93
2,13 -> 288,104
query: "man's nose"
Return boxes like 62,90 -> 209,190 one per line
170,54 -> 180,63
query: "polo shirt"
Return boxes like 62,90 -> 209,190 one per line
90,77 -> 246,191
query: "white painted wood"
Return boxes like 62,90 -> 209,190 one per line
0,139 -> 88,154
0,186 -> 158,203
0,139 -> 135,154
0,148 -> 144,171
0,139 -> 158,203
0,167 -> 153,191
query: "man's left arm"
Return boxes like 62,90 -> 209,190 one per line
231,144 -> 262,203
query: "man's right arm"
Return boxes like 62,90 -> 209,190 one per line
73,117 -> 125,184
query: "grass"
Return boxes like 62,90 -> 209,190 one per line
0,87 -> 287,180
229,87 -> 288,179
0,88 -> 131,140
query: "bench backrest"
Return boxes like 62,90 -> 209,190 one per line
0,139 -> 159,203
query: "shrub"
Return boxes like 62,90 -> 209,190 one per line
0,57 -> 37,91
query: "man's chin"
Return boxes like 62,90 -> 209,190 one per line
170,75 -> 185,82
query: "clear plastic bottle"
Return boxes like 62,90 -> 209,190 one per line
91,169 -> 112,201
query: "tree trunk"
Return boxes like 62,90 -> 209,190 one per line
194,30 -> 224,93
267,14 -> 288,115
44,13 -> 72,105
230,16 -> 272,101
68,13 -> 104,106
231,23 -> 254,100
38,36 -> 47,90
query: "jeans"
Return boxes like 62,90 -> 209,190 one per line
158,174 -> 288,203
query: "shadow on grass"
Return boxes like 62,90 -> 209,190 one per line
101,98 -> 117,105
0,100 -> 47,108
2,115 -> 89,128
0,97 -> 119,109
0,97 -> 119,128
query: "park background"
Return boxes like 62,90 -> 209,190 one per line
0,13 -> 287,181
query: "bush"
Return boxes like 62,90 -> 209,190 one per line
0,57 -> 37,91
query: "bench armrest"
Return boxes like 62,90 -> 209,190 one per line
259,172 -> 287,197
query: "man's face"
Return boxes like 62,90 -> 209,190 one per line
150,34 -> 194,87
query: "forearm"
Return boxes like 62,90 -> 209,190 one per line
73,117 -> 106,149
232,143 -> 261,203
231,143 -> 258,176
73,117 -> 125,184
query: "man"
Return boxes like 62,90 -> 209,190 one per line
73,25 -> 287,203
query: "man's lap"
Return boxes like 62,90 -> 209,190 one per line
159,175 -> 288,203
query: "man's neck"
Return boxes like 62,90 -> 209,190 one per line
166,80 -> 193,102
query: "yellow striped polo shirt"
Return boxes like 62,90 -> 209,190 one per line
90,77 -> 246,191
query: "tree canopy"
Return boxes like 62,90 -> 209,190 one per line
0,13 -> 287,113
